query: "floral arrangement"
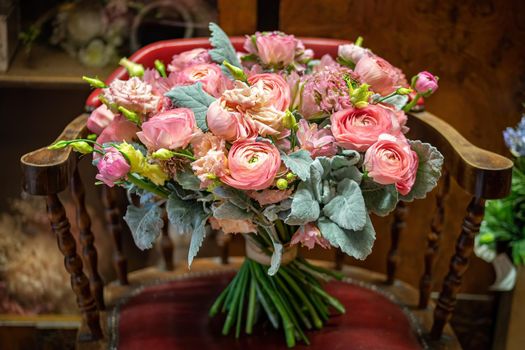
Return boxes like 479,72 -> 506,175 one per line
477,115 -> 525,265
50,23 -> 443,346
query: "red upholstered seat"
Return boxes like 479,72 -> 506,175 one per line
109,271 -> 424,350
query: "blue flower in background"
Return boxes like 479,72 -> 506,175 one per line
504,115 -> 525,157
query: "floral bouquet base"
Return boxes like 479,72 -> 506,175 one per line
210,241 -> 344,347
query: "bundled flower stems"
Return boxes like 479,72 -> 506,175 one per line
50,23 -> 443,347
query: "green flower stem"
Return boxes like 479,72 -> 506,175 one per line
222,267 -> 242,313
278,268 -> 323,330
223,262 -> 248,335
402,92 -> 421,112
254,278 -> 279,329
311,284 -> 346,314
274,272 -> 312,330
209,282 -> 232,317
250,261 -> 296,347
307,287 -> 329,321
275,219 -> 289,242
235,268 -> 250,338
245,277 -> 257,334
126,173 -> 169,199
171,152 -> 196,161
297,258 -> 344,280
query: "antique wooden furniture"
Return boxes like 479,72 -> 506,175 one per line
20,38 -> 513,349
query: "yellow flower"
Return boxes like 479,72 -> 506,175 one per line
117,142 -> 146,173
142,163 -> 168,186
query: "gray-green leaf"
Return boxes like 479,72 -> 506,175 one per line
361,179 -> 399,216
188,212 -> 209,266
208,22 -> 242,69
323,178 -> 367,231
164,82 -> 215,131
212,186 -> 251,209
281,150 -> 313,181
166,193 -> 202,234
212,201 -> 252,220
285,183 -> 320,225
123,204 -> 164,250
176,171 -> 202,191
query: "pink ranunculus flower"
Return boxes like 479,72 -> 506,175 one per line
103,77 -> 161,114
87,104 -> 115,134
137,108 -> 196,151
209,217 -> 257,234
168,48 -> 212,72
379,103 -> 409,134
414,71 -> 439,95
338,43 -> 370,64
247,188 -> 292,206
206,99 -> 257,142
96,115 -> 139,145
95,147 -> 130,187
176,63 -> 231,98
221,140 -> 281,191
247,32 -> 296,67
247,73 -> 291,112
363,133 -> 418,195
354,54 -> 402,96
296,119 -> 338,158
290,223 -> 330,250
330,104 -> 400,152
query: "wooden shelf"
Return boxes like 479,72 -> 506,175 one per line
0,44 -> 114,89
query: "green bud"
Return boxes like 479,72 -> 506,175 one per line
282,110 -> 298,130
396,87 -> 412,95
71,141 -> 94,154
151,148 -> 175,160
285,172 -> 296,181
87,133 -> 97,141
223,60 -> 247,82
276,178 -> 288,190
154,59 -> 167,78
478,232 -> 495,245
206,173 -> 218,180
354,101 -> 369,109
48,140 -> 69,150
119,57 -> 144,77
82,76 -> 107,88
118,106 -> 140,124
354,36 -> 364,47
350,83 -> 372,107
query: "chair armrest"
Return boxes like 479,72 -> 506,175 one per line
20,114 -> 89,195
407,111 -> 513,199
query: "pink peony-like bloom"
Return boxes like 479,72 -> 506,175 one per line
168,48 -> 212,72
209,217 -> 257,234
247,188 -> 292,206
379,103 -> 409,134
206,99 -> 257,142
96,115 -> 139,145
290,223 -> 330,250
296,119 -> 338,158
247,32 -> 296,66
103,77 -> 161,114
95,147 -> 130,187
338,43 -> 370,64
221,140 -> 281,191
87,104 -> 115,135
137,108 -> 196,151
414,71 -> 439,95
175,63 -> 231,98
330,104 -> 400,152
354,54 -> 402,96
191,132 -> 225,158
247,73 -> 291,112
363,133 -> 418,195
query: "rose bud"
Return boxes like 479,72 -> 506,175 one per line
413,71 -> 439,96
95,147 -> 130,187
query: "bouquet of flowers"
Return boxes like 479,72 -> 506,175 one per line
50,23 -> 443,347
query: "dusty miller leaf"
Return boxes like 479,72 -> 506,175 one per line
123,204 -> 164,250
212,201 -> 252,220
361,179 -> 399,216
165,82 -> 215,131
208,22 -> 242,72
281,150 -> 313,181
323,178 -> 367,231
285,183 -> 320,225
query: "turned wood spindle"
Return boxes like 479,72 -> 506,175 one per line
430,197 -> 485,339
161,210 -> 174,270
101,186 -> 128,285
418,171 -> 450,309
335,250 -> 345,271
386,201 -> 408,284
70,168 -> 105,310
215,229 -> 231,265
46,194 -> 102,341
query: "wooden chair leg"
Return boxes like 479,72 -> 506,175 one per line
419,171 -> 450,309
430,197 -> 485,340
101,186 -> 128,285
46,194 -> 102,341
161,210 -> 174,270
70,168 -> 105,310
335,250 -> 345,271
386,201 -> 408,285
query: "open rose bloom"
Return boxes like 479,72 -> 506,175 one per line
58,22 -> 443,347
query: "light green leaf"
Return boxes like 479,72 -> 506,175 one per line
123,204 -> 164,250
281,150 -> 313,181
361,178 -> 399,216
165,82 -> 215,131
323,178 -> 367,230
285,183 -> 320,225
212,201 -> 252,220
401,140 -> 444,202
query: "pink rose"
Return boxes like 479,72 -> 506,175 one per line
247,73 -> 291,112
103,77 -> 161,114
221,140 -> 281,191
137,108 -> 196,151
290,223 -> 330,250
338,44 -> 369,64
247,188 -> 292,206
296,119 -> 338,158
209,217 -> 257,234
206,99 -> 257,142
414,71 -> 439,95
330,105 -> 400,152
96,115 -> 139,145
363,133 -> 418,195
168,48 -> 212,72
247,32 -> 296,66
176,63 -> 231,98
354,54 -> 401,96
95,147 -> 130,187
87,104 -> 115,134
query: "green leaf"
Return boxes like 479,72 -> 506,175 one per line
401,140 -> 444,202
317,215 -> 376,260
323,178 -> 367,231
281,150 -> 313,181
381,94 -> 408,110
212,186 -> 251,209
123,204 -> 164,250
361,178 -> 399,216
165,82 -> 215,131
285,183 -> 320,225
188,212 -> 209,267
208,22 -> 242,72
263,199 -> 292,222
212,201 -> 252,220
176,171 -> 201,191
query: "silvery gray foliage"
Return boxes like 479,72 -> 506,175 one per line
123,203 -> 164,250
164,82 -> 215,131
208,22 -> 242,77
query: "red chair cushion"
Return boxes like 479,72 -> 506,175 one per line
111,271 -> 424,349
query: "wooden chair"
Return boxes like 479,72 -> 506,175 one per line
19,38 -> 513,349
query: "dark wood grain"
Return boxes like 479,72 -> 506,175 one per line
46,194 -> 102,341
218,0 -> 257,35
419,171 -> 451,309
431,196 -> 485,339
70,167 -> 105,310
386,201 -> 408,285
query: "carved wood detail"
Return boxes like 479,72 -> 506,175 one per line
386,201 -> 408,285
